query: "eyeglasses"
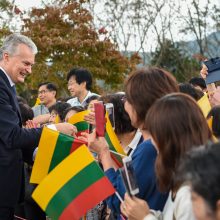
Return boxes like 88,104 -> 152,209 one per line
38,90 -> 50,95
67,80 -> 78,87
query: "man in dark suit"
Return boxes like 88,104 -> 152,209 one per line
0,34 -> 75,219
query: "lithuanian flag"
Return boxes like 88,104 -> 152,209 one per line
30,127 -> 86,184
32,145 -> 115,220
67,110 -> 89,136
197,93 -> 211,117
68,110 -> 127,167
105,115 -> 127,167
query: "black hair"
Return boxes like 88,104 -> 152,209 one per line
67,68 -> 92,90
176,142 -> 220,212
84,95 -> 100,109
189,77 -> 207,90
18,102 -> 34,126
38,82 -> 58,93
63,106 -> 85,120
99,93 -> 136,134
48,102 -> 71,122
207,105 -> 220,138
179,83 -> 204,101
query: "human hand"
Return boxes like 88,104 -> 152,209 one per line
33,114 -> 50,125
77,132 -> 89,143
209,86 -> 220,106
200,63 -> 208,79
25,120 -> 38,128
84,111 -> 96,125
55,123 -> 77,136
200,62 -> 216,96
120,193 -> 150,220
87,129 -> 109,155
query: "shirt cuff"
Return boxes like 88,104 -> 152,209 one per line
46,124 -> 57,130
33,147 -> 38,161
143,213 -> 157,220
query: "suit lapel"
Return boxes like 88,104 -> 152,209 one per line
0,69 -> 22,123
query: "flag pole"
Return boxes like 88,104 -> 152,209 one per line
115,191 -> 123,203
109,150 -> 126,158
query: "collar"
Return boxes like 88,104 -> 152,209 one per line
124,129 -> 143,155
0,66 -> 15,87
81,91 -> 92,105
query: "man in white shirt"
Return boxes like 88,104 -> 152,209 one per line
67,67 -> 99,108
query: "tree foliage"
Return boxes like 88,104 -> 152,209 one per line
150,39 -> 200,82
1,0 -> 220,101
0,0 -> 13,40
90,0 -> 220,58
19,0 -> 140,101
89,0 -> 169,62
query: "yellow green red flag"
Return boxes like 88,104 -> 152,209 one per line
68,110 -> 127,167
30,127 -> 86,184
197,93 -> 211,117
32,145 -> 115,220
67,110 -> 89,136
105,115 -> 127,167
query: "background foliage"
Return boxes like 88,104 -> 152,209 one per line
1,0 -> 220,104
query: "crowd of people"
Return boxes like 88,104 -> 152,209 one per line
0,33 -> 220,220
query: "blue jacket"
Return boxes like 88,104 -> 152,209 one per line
105,139 -> 168,217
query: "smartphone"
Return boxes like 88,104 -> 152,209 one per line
88,124 -> 93,133
105,103 -> 115,129
94,101 -> 106,137
119,167 -> 131,196
121,157 -> 139,196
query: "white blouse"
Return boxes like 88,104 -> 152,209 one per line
144,185 -> 195,220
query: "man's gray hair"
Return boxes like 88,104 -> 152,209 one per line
0,33 -> 38,60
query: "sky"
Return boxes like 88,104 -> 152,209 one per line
13,0 -> 220,52
14,0 -> 42,10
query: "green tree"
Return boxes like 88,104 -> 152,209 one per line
150,39 -> 200,82
0,0 -> 13,41
177,0 -> 220,58
20,0 -> 140,102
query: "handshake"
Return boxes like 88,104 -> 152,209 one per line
52,123 -> 77,136
26,119 -> 77,137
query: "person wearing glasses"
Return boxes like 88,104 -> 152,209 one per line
67,67 -> 99,108
32,82 -> 57,117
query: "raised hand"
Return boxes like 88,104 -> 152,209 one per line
120,193 -> 150,220
55,123 -> 77,136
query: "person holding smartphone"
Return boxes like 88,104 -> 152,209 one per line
88,67 -> 179,219
120,93 -> 212,220
200,61 -> 220,107
99,93 -> 143,156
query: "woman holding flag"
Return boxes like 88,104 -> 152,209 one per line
120,93 -> 212,220
87,67 -> 179,219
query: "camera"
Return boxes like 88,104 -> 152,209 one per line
105,103 -> 115,129
120,157 -> 139,196
204,57 -> 220,84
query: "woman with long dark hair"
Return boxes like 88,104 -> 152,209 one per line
121,93 -> 212,220
87,67 -> 179,219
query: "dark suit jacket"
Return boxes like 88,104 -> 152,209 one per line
0,69 -> 42,207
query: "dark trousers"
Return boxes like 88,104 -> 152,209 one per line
24,200 -> 46,220
0,207 -> 15,220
